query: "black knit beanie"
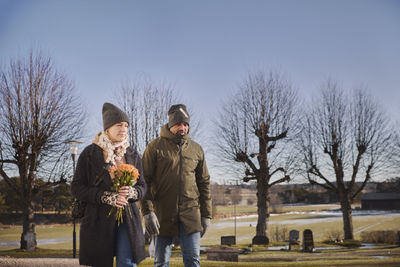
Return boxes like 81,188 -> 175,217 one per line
167,104 -> 190,128
102,102 -> 129,130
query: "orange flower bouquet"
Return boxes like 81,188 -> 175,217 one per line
108,163 -> 140,226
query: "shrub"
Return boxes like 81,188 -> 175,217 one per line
270,205 -> 283,214
360,230 -> 399,244
270,225 -> 288,242
324,229 -> 343,242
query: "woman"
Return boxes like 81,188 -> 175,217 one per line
71,102 -> 146,267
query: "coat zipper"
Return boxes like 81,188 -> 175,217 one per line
178,142 -> 183,210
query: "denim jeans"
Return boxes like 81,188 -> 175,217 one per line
154,222 -> 200,267
116,222 -> 136,267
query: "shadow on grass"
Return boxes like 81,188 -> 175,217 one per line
0,248 -> 74,258
1,245 -> 399,267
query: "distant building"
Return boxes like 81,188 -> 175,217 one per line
361,193 -> 400,210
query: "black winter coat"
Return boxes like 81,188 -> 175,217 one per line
71,144 -> 146,267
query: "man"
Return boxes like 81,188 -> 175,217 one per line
141,104 -> 211,267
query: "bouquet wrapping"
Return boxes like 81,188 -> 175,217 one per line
108,163 -> 140,226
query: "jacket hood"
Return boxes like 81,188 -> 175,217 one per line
160,124 -> 190,144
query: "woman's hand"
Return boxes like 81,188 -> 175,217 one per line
115,194 -> 128,208
114,186 -> 129,208
118,186 -> 130,198
101,191 -> 127,208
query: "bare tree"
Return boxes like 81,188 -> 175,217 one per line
116,77 -> 203,155
116,78 -> 178,154
392,128 -> 400,171
296,80 -> 392,240
215,70 -> 298,244
0,50 -> 86,250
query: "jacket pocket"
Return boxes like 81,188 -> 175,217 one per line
182,177 -> 199,199
183,156 -> 198,174
192,183 -> 200,198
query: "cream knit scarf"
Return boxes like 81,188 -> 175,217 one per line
92,131 -> 129,166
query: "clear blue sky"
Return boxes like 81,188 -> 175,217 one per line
1,0 -> 399,182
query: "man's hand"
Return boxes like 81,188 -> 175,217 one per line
144,211 -> 160,236
201,217 -> 210,237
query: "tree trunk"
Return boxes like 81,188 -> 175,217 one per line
252,173 -> 270,245
20,203 -> 36,251
253,135 -> 270,245
339,192 -> 354,240
256,177 -> 268,237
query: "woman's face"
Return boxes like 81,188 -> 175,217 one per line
106,122 -> 128,142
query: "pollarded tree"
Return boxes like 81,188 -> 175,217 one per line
215,70 -> 298,244
296,80 -> 392,240
392,128 -> 400,172
116,77 -> 202,155
0,50 -> 85,250
116,77 -> 179,154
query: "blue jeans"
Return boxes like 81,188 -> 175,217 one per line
116,222 -> 136,267
154,222 -> 200,267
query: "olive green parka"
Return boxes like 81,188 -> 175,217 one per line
141,124 -> 211,236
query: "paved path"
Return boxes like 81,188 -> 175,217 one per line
0,238 -> 73,247
0,257 -> 81,267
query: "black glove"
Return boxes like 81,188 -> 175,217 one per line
144,211 -> 160,235
201,217 -> 210,237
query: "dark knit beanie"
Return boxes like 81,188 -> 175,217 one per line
102,102 -> 129,130
167,104 -> 190,128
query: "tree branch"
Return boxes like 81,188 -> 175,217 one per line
270,167 -> 285,178
0,159 -> 18,164
307,172 -> 334,192
308,165 -> 337,191
243,176 -> 257,182
267,130 -> 288,142
351,164 -> 373,200
348,146 -> 366,193
235,151 -> 259,174
269,175 -> 290,187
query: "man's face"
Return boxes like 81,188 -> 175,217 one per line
170,122 -> 189,136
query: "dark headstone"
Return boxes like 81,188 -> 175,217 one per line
20,231 -> 37,251
289,230 -> 300,244
206,247 -> 242,262
221,235 -> 236,246
288,229 -> 300,250
252,235 -> 269,245
398,231 -> 400,247
302,229 -> 314,252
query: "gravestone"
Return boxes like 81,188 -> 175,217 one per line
398,231 -> 400,247
206,247 -> 242,262
289,230 -> 300,244
252,235 -> 269,245
302,229 -> 314,252
20,231 -> 37,251
289,230 -> 300,250
221,235 -> 236,246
